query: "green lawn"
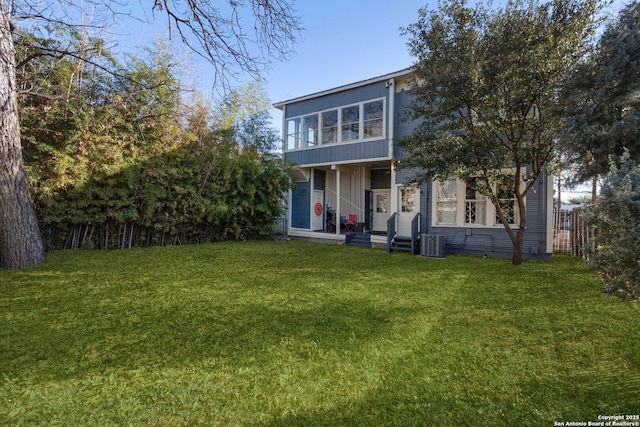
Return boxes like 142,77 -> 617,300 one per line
1,241 -> 639,426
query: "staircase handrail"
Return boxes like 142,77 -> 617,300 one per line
386,212 -> 397,253
411,212 -> 421,255
325,188 -> 365,219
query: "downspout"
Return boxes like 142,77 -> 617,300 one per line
388,79 -> 398,231
282,104 -> 292,237
387,78 -> 395,160
310,168 -> 314,231
336,169 -> 341,236
546,170 -> 554,255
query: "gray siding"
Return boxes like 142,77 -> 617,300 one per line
395,167 -> 424,185
284,83 -> 388,118
281,71 -> 551,260
283,80 -> 392,166
419,173 -> 551,261
394,90 -> 420,160
285,139 -> 389,166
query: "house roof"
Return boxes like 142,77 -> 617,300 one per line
272,67 -> 413,110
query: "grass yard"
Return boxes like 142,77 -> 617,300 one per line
1,241 -> 639,426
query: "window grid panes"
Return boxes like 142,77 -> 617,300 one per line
341,105 -> 360,141
465,178 -> 486,225
286,118 -> 301,150
436,179 -> 457,225
321,110 -> 338,144
363,101 -> 384,139
401,187 -> 416,212
433,175 -> 521,227
285,98 -> 385,149
303,115 -> 318,147
495,175 -> 516,225
376,194 -> 388,213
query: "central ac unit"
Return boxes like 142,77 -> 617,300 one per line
421,234 -> 445,258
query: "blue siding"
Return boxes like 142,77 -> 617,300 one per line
291,181 -> 310,229
279,70 -> 551,260
283,80 -> 392,167
395,167 -> 424,185
394,90 -> 420,160
418,173 -> 551,261
284,83 -> 388,118
285,139 -> 389,166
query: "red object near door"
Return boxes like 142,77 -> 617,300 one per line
314,203 -> 323,216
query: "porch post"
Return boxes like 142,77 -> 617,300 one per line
390,162 -> 398,227
336,169 -> 341,235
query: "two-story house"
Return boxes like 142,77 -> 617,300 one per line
274,68 -> 554,260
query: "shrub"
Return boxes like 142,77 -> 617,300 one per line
586,155 -> 640,300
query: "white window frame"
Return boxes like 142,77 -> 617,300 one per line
431,171 -> 524,228
434,178 -> 458,226
303,114 -> 319,147
284,97 -> 386,151
400,186 -> 417,213
286,117 -> 301,150
464,176 -> 487,226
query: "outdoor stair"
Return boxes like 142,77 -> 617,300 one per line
389,235 -> 416,253
386,211 -> 421,255
345,232 -> 371,248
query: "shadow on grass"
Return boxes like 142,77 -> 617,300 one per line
2,294 -> 424,381
254,332 -> 640,427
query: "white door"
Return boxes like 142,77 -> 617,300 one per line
312,190 -> 324,231
397,186 -> 420,236
372,190 -> 390,232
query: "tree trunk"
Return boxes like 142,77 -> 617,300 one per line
512,225 -> 525,266
0,11 -> 45,269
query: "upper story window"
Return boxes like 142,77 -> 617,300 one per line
364,100 -> 384,138
286,118 -> 301,150
341,105 -> 360,141
322,111 -> 338,144
285,98 -> 385,150
287,115 -> 321,149
303,115 -> 319,147
433,173 -> 521,227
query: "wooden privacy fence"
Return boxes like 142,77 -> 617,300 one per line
552,206 -> 598,260
39,220 -> 272,251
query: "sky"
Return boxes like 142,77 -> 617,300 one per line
108,0 -> 430,120
103,0 -> 628,201
264,0 -> 428,105
110,0 -> 627,121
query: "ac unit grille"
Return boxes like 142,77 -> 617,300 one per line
421,234 -> 445,258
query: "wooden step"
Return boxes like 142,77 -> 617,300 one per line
345,233 -> 371,248
390,235 -> 420,254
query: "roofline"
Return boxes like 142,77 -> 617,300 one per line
272,67 -> 413,110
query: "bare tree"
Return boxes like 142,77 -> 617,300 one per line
0,0 -> 301,269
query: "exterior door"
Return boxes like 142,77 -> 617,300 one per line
397,186 -> 420,236
312,190 -> 324,231
364,189 -> 373,231
372,190 -> 390,232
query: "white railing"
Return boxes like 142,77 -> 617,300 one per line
325,188 -> 365,221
